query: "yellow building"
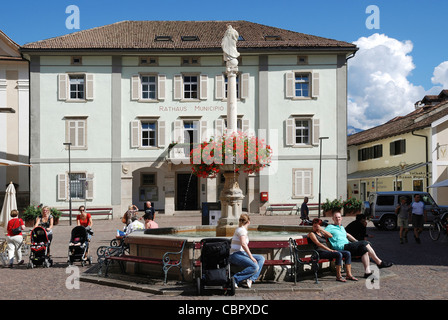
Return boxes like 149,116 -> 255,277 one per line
348,90 -> 448,203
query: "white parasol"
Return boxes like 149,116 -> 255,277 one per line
0,182 -> 18,227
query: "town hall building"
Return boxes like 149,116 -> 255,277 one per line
21,21 -> 357,215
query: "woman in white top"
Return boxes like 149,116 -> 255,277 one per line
229,214 -> 265,288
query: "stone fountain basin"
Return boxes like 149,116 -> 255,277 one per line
125,224 -> 313,282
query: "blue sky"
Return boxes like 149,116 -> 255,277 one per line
1,0 -> 447,129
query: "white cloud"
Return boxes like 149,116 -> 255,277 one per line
431,61 -> 448,88
348,33 -> 426,130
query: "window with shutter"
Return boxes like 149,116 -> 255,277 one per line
65,118 -> 87,149
286,117 -> 320,147
285,71 -> 319,99
293,169 -> 313,198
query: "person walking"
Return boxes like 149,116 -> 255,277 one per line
411,194 -> 426,244
395,196 -> 411,244
6,210 -> 25,268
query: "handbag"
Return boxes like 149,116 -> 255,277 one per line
11,219 -> 22,235
121,212 -> 128,224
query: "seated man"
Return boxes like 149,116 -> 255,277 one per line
126,216 -> 145,235
345,214 -> 371,241
325,211 -> 392,278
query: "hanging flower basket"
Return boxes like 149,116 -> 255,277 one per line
189,131 -> 272,179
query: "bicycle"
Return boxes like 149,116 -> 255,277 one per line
429,209 -> 448,241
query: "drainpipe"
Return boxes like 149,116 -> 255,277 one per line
411,131 -> 429,189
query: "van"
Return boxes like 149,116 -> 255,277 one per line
362,191 -> 448,231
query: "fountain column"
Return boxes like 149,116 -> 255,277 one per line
216,25 -> 244,237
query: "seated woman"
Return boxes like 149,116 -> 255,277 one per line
308,218 -> 357,282
229,214 -> 265,289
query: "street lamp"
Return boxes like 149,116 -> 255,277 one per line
318,137 -> 329,218
63,142 -> 72,225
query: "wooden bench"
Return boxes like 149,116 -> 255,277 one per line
248,240 -> 297,283
193,239 -> 297,284
265,203 -> 297,215
101,239 -> 187,284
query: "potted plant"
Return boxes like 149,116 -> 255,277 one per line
50,208 -> 62,225
321,198 -> 343,217
342,198 -> 363,216
22,205 -> 41,227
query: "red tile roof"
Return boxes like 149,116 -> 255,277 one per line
348,97 -> 448,146
21,20 -> 356,52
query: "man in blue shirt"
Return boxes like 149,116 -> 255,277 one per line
326,212 -> 392,278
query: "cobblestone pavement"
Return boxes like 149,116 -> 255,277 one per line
1,212 -> 447,302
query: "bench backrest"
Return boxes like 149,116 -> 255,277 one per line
248,241 -> 290,249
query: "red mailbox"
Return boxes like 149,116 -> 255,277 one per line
260,192 -> 268,202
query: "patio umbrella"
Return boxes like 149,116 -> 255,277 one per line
0,182 -> 17,227
428,179 -> 448,188
0,158 -> 31,167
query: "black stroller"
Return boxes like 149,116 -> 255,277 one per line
28,226 -> 53,268
195,238 -> 235,296
68,226 -> 93,266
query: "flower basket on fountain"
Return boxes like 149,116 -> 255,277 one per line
190,131 -> 272,178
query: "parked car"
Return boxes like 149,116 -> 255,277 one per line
362,191 -> 448,231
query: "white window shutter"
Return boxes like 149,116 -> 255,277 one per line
312,118 -> 320,145
58,74 -> 68,101
173,74 -> 183,100
200,120 -> 207,142
85,74 -> 94,100
312,72 -> 320,98
285,72 -> 294,98
158,120 -> 166,147
158,74 -> 166,100
200,74 -> 208,100
242,119 -> 250,133
241,73 -> 250,99
295,171 -> 303,197
69,121 -> 77,146
57,174 -> 67,201
303,171 -> 312,196
215,119 -> 225,137
174,120 -> 183,143
86,173 -> 94,200
131,120 -> 140,148
77,120 -> 85,147
131,75 -> 140,101
286,118 -> 295,146
215,74 -> 224,100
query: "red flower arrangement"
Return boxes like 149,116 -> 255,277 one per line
190,131 -> 272,178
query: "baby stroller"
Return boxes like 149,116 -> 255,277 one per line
28,226 -> 53,268
68,226 -> 93,266
195,238 -> 235,296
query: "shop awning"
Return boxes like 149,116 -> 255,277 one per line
428,179 -> 448,188
347,162 -> 430,180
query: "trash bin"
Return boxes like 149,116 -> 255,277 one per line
202,202 -> 221,225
